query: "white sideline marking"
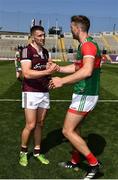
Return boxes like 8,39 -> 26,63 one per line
0,99 -> 118,102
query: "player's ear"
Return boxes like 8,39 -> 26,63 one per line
77,25 -> 81,32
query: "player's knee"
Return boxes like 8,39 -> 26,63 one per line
62,128 -> 66,137
62,127 -> 73,139
26,122 -> 35,131
62,127 -> 69,138
36,121 -> 44,127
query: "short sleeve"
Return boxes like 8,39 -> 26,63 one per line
81,42 -> 97,58
21,47 -> 31,62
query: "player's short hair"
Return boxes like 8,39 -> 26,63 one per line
30,25 -> 45,35
71,15 -> 90,33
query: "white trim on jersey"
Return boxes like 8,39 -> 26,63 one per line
83,55 -> 95,58
20,59 -> 31,63
22,48 -> 28,58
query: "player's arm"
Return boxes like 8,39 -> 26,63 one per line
47,51 -> 77,74
49,57 -> 95,88
61,56 -> 95,84
46,62 -> 76,74
21,60 -> 57,79
50,42 -> 97,88
59,63 -> 76,73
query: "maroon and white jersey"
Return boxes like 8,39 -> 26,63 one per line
21,44 -> 51,92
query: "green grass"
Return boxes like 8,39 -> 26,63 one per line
0,61 -> 118,178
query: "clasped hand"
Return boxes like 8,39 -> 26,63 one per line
49,77 -> 63,89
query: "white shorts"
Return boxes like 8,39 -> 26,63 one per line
68,94 -> 98,116
22,92 -> 50,109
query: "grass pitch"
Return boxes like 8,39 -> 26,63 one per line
0,61 -> 118,179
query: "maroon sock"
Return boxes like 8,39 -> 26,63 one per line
21,146 -> 28,153
34,148 -> 40,156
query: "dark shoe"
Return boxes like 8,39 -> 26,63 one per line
58,161 -> 79,171
84,163 -> 101,179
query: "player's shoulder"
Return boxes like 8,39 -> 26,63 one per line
22,44 -> 31,51
81,37 -> 98,55
21,44 -> 32,60
82,41 -> 97,51
22,44 -> 32,55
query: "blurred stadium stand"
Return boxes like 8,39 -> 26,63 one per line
0,31 -> 28,59
0,30 -> 118,63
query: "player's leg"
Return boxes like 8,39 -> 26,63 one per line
70,116 -> 87,166
34,107 -> 47,150
19,108 -> 37,166
21,109 -> 37,147
33,107 -> 49,164
33,92 -> 50,164
62,112 -> 100,179
63,111 -> 91,156
19,92 -> 38,166
59,126 -> 81,170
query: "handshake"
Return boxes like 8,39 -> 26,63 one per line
46,62 -> 63,89
46,62 -> 60,73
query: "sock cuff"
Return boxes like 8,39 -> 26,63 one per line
21,146 -> 28,153
34,148 -> 40,156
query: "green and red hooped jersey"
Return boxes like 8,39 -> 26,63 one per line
74,36 -> 101,95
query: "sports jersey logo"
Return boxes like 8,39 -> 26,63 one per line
34,63 -> 46,70
33,54 -> 39,58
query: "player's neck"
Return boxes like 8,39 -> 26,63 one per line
79,32 -> 89,43
31,42 -> 42,53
